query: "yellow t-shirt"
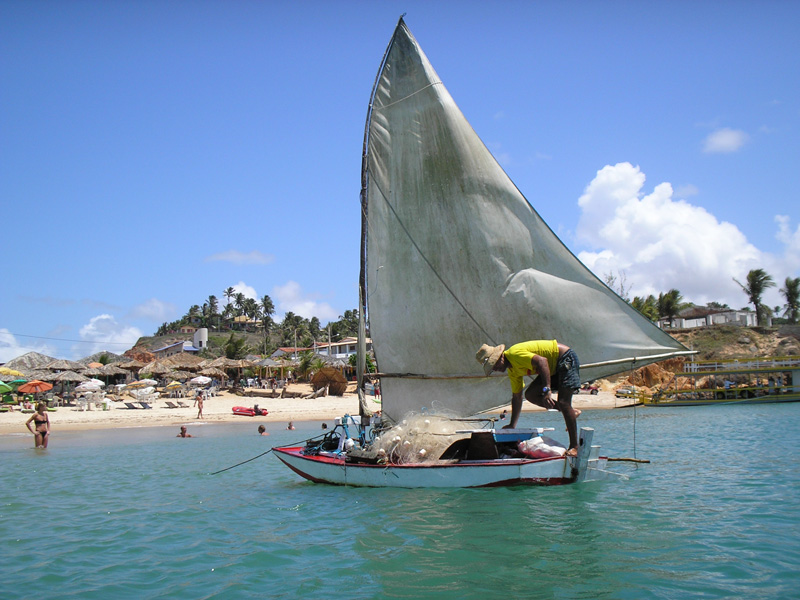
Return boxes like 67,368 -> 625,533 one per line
504,340 -> 559,394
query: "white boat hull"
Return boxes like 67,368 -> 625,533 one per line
274,428 -> 625,488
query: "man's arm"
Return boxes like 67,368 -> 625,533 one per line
505,391 -> 523,428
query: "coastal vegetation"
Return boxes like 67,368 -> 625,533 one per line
144,288 -> 361,358
609,268 -> 799,326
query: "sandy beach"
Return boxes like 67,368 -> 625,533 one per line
0,385 -> 629,435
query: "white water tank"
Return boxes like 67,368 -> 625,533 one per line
194,328 -> 208,349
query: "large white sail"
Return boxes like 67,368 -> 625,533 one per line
362,19 -> 690,422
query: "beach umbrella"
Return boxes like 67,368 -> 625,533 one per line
166,381 -> 182,389
17,380 -> 53,394
0,367 -> 25,377
0,381 -> 13,394
75,381 -> 103,392
87,362 -> 104,368
138,378 -> 158,386
190,376 -> 212,386
88,378 -> 105,387
126,380 -> 148,389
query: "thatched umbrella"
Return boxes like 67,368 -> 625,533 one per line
44,359 -> 86,371
48,370 -> 89,383
99,364 -> 127,376
138,361 -> 173,376
167,370 -> 196,381
163,353 -> 205,370
199,367 -> 227,380
82,367 -> 106,378
3,351 -> 56,372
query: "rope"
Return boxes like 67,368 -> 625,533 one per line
209,434 -> 325,475
209,450 -> 273,475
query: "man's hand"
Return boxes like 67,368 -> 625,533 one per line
543,390 -> 557,410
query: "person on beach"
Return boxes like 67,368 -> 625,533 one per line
257,425 -> 269,436
194,390 -> 204,419
26,402 -> 50,448
177,426 -> 192,438
476,340 -> 582,456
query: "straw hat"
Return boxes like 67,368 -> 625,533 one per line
475,343 -> 505,376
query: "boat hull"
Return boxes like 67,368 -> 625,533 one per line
273,428 -> 623,488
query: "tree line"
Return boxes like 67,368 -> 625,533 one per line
154,286 -> 360,356
606,269 -> 800,327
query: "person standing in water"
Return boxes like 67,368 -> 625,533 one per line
26,403 -> 50,448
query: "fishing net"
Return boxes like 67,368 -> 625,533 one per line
371,414 -> 482,464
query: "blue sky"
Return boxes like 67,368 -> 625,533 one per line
2,0 -> 799,361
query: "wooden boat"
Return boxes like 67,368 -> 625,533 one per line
644,355 -> 800,407
273,18 -> 691,487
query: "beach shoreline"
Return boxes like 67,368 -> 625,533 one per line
0,386 -> 630,435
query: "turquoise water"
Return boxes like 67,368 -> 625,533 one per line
2,405 -> 799,599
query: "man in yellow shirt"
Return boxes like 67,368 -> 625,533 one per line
476,340 -> 581,456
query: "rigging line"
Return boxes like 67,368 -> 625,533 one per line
365,178 -> 497,345
4,332 -> 133,346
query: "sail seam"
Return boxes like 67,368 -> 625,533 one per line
374,82 -> 443,110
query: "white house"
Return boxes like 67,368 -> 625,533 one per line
658,307 -> 758,330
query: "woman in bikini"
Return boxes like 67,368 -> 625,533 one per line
26,402 -> 50,448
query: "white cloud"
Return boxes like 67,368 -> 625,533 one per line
273,281 -> 339,322
128,298 -> 177,322
775,215 -> 800,269
575,163 -> 765,306
674,184 -> 698,198
231,282 -> 258,301
703,128 -> 749,153
204,250 -> 275,265
0,329 -> 57,363
73,315 -> 142,358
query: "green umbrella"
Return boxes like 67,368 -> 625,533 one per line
0,381 -> 13,394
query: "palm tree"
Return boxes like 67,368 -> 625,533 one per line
734,269 -> 775,326
780,276 -> 800,324
207,295 -> 219,330
631,295 -> 658,321
260,295 -> 275,352
223,287 -> 235,307
224,333 -> 250,359
657,289 -> 685,327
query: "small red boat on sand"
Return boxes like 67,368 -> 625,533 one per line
232,406 -> 268,417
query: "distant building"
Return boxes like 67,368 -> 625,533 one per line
657,307 -> 757,330
313,337 -> 373,359
152,340 -> 200,359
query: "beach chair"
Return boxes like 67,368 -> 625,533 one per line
138,401 -> 153,409
124,402 -> 140,410
177,401 -> 189,408
165,401 -> 179,409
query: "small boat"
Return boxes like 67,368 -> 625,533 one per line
232,406 -> 268,417
644,355 -> 800,406
273,18 -> 691,487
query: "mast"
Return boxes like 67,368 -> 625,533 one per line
357,17 -> 404,419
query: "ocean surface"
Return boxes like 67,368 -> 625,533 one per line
1,404 -> 799,599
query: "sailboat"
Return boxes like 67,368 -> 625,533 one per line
273,18 -> 691,487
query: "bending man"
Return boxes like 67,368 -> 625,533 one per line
476,340 -> 581,456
